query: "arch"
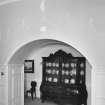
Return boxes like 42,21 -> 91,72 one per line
7,38 -> 92,67
7,38 -> 92,105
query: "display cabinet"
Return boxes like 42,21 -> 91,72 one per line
40,50 -> 88,105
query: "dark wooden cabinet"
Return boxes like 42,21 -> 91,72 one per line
40,50 -> 88,105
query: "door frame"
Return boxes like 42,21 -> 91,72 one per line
8,64 -> 24,105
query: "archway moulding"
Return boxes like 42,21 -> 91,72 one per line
5,38 -> 92,69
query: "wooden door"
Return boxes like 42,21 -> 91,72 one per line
8,64 -> 24,105
92,70 -> 105,105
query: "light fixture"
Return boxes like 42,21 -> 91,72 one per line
40,26 -> 47,32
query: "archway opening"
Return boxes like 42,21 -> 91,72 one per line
8,39 -> 92,105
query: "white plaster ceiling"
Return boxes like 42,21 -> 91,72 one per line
0,0 -> 105,6
0,0 -> 105,67
0,0 -> 21,6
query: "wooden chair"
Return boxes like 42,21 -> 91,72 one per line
26,81 -> 37,100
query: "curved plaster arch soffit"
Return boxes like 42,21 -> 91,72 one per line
6,39 -> 92,68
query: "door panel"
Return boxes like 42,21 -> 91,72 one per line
92,70 -> 105,105
0,65 -> 8,105
8,64 -> 24,105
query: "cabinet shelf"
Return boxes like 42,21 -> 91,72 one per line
40,50 -> 87,105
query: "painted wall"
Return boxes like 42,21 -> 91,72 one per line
21,44 -> 91,105
7,40 -> 91,105
0,0 -> 105,67
0,0 -> 105,105
24,45 -> 84,96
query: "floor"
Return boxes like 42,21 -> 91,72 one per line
24,97 -> 58,105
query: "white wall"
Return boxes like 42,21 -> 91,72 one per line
24,45 -> 83,97
0,0 -> 105,105
23,44 -> 91,105
0,0 -> 105,67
